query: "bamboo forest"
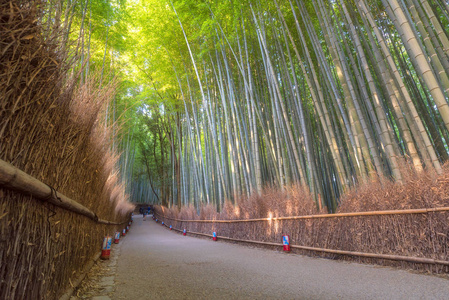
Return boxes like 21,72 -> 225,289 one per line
12,0 -> 449,211
3,0 -> 449,298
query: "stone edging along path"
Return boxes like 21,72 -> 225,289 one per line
68,234 -> 123,300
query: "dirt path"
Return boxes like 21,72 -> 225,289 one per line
97,215 -> 448,300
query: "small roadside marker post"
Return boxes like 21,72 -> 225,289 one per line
161,221 -> 164,226
101,236 -> 112,260
169,225 -> 172,230
213,232 -> 217,241
114,231 -> 120,244
122,228 -> 126,236
282,235 -> 291,252
183,228 -> 186,236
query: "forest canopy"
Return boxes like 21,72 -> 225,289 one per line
53,0 -> 449,212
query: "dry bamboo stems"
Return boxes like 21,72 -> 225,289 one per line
0,3 -> 132,297
159,218 -> 449,267
0,158 -> 126,225
59,252 -> 102,300
155,206 -> 449,223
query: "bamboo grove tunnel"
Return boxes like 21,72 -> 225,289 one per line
1,0 -> 449,299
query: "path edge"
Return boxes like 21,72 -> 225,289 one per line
59,252 -> 102,300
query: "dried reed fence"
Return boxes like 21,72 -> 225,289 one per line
0,158 -> 129,225
155,165 -> 449,274
0,1 -> 133,299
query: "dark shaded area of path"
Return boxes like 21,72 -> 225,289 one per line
112,215 -> 448,299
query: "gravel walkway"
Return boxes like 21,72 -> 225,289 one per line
79,214 -> 449,299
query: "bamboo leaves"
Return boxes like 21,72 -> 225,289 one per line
114,0 -> 449,211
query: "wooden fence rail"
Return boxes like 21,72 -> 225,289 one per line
0,158 -> 127,225
154,210 -> 449,267
157,207 -> 449,223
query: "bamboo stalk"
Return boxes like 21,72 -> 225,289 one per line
154,206 -> 449,223
0,159 -> 126,225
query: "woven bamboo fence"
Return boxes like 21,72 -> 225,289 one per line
154,171 -> 449,274
0,1 -> 133,299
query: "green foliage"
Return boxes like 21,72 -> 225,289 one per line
53,0 -> 449,209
